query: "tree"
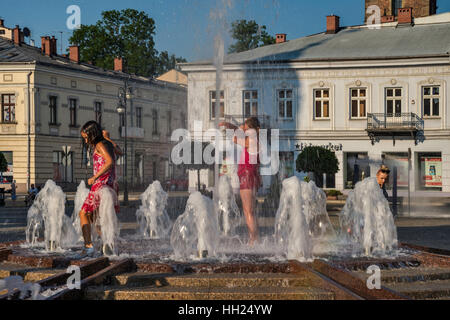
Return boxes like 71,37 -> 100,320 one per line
296,147 -> 339,183
156,51 -> 187,76
228,20 -> 275,54
0,152 -> 7,174
69,9 -> 186,77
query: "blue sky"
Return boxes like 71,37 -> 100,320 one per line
2,0 -> 450,62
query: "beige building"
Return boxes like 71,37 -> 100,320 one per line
0,22 -> 187,193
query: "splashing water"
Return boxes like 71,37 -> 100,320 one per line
170,192 -> 219,260
71,181 -> 90,244
94,187 -> 120,255
339,177 -> 398,257
217,175 -> 241,236
275,177 -> 336,261
26,180 -> 74,250
0,276 -> 43,300
136,181 -> 172,239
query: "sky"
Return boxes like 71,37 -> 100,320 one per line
2,0 -> 450,62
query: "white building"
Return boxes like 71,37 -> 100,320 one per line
180,12 -> 450,194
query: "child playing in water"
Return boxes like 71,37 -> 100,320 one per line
218,117 -> 262,245
79,121 -> 120,256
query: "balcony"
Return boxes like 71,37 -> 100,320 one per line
223,114 -> 271,129
120,126 -> 145,139
366,113 -> 424,145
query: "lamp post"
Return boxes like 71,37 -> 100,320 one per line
117,79 -> 132,206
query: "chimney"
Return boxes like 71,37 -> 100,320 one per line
0,19 -> 4,27
326,15 -> 340,34
50,36 -> 57,55
398,7 -> 413,24
381,15 -> 395,23
69,45 -> 79,63
41,36 -> 51,56
13,25 -> 22,45
114,57 -> 125,72
276,34 -> 287,44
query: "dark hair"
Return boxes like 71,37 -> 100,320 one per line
81,121 -> 103,146
377,165 -> 391,175
245,117 -> 260,130
80,121 -> 114,167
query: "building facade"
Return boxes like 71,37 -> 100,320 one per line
181,12 -> 450,194
0,23 -> 187,193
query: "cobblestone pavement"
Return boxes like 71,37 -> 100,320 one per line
1,205 -> 449,250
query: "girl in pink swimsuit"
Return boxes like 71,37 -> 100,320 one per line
219,117 -> 261,245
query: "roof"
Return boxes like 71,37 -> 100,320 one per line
156,69 -> 187,86
182,14 -> 450,67
0,37 -> 185,91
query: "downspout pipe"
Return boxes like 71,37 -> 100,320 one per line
27,71 -> 32,191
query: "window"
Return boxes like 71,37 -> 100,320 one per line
69,98 -> 77,126
313,89 -> 330,119
136,107 -> 142,128
94,102 -> 102,125
393,0 -> 402,16
49,96 -> 57,125
1,94 -> 15,123
423,86 -> 440,117
180,112 -> 186,128
345,153 -> 370,189
152,109 -> 158,135
119,113 -> 125,127
167,110 -> 172,135
0,151 -> 13,183
386,88 -> 402,115
53,151 -> 73,183
243,90 -> 258,118
210,90 -> 224,119
278,89 -> 293,119
350,88 -> 367,118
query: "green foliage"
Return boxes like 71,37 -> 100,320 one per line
228,20 -> 275,54
156,51 -> 187,76
0,152 -> 7,173
303,176 -> 311,183
69,9 -> 186,77
326,190 -> 343,197
296,146 -> 339,177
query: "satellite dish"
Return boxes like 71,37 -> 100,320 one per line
23,27 -> 31,37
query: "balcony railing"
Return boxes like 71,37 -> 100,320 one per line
223,114 -> 271,129
366,113 -> 424,145
367,113 -> 424,131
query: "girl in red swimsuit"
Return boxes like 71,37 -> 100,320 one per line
79,121 -> 121,256
219,117 -> 261,245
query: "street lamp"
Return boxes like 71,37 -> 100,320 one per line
117,79 -> 132,206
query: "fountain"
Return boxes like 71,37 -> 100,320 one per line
275,176 -> 336,261
136,181 -> 172,239
170,192 -> 219,260
217,175 -> 241,236
93,187 -> 120,255
339,177 -> 398,257
71,181 -> 90,244
25,180 -> 74,251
